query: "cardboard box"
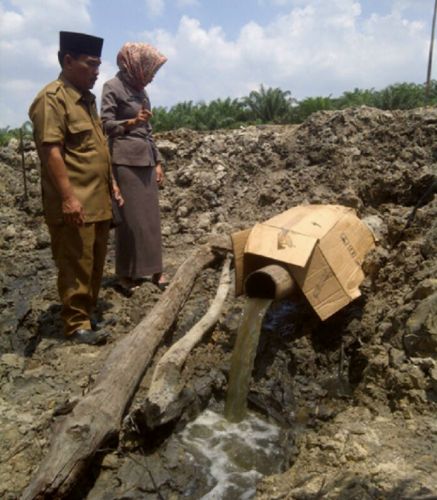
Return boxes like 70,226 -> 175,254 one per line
231,204 -> 375,320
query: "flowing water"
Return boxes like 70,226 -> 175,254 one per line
179,409 -> 283,499
175,299 -> 282,498
224,298 -> 272,423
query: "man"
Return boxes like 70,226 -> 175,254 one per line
29,31 -> 123,345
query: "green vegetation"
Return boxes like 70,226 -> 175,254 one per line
242,85 -> 295,123
0,81 -> 435,142
0,121 -> 33,147
150,80 -> 437,132
152,97 -> 248,131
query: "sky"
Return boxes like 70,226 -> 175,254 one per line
0,0 -> 434,127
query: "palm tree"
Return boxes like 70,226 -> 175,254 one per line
242,85 -> 295,123
374,83 -> 426,109
0,125 -> 12,146
337,88 -> 376,108
291,96 -> 335,122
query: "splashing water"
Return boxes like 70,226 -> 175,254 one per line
180,409 -> 283,499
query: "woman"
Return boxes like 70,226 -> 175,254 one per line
101,42 -> 168,294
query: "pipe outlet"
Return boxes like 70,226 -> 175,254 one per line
244,264 -> 296,300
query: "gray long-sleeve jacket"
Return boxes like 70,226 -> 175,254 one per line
100,72 -> 162,166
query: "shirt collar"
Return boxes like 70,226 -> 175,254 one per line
59,73 -> 96,104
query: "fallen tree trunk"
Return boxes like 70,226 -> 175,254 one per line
22,240 -> 228,500
145,253 -> 232,427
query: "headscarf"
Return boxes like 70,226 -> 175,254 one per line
116,42 -> 167,90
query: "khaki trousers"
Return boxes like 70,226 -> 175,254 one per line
48,220 -> 110,336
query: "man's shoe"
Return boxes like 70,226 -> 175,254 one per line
69,329 -> 110,345
114,281 -> 136,297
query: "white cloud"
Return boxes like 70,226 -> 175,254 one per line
392,0 -> 431,16
145,0 -> 165,18
176,0 -> 200,7
143,0 -> 199,15
141,0 -> 429,108
0,0 -> 92,127
93,60 -> 118,110
0,0 -> 91,41
0,0 -> 432,126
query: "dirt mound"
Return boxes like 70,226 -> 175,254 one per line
0,106 -> 435,498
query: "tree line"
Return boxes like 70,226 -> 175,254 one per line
151,81 -> 437,132
1,80 -> 436,144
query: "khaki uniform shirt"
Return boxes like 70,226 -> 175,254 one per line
29,75 -> 112,225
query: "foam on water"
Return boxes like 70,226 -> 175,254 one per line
179,409 -> 283,499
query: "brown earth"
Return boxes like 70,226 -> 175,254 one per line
0,105 -> 436,499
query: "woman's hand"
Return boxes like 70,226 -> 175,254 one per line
113,182 -> 124,207
136,107 -> 153,124
124,108 -> 152,128
156,163 -> 164,186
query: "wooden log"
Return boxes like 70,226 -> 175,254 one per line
145,254 -> 232,427
22,241 -> 226,500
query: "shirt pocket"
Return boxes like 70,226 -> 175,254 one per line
66,120 -> 94,152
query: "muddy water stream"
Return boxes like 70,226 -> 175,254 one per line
225,298 -> 272,422
224,298 -> 272,422
174,298 -> 285,498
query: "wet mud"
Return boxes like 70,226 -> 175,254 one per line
0,106 -> 436,498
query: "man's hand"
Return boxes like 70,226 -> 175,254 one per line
62,195 -> 85,226
156,163 -> 164,186
43,144 -> 85,226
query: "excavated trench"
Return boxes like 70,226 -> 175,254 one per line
0,106 -> 436,498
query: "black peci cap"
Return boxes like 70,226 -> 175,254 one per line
59,31 -> 103,57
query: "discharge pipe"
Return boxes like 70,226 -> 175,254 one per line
244,264 -> 296,300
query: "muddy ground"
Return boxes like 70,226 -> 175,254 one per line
0,106 -> 436,499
